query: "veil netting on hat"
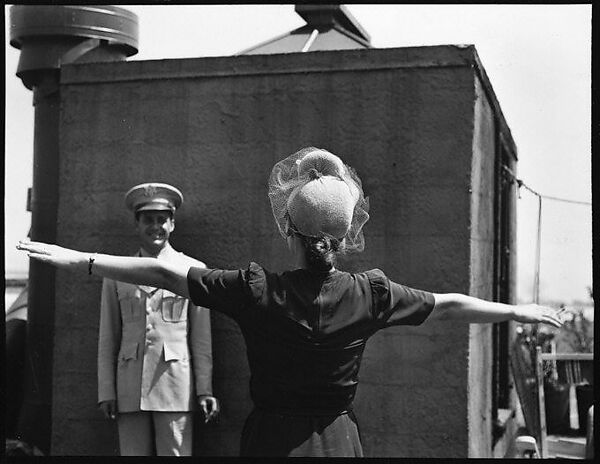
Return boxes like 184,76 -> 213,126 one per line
268,146 -> 370,253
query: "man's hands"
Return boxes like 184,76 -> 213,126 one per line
198,395 -> 220,424
512,304 -> 566,328
99,397 -> 219,423
99,400 -> 117,420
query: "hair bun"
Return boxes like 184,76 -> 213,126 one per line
298,149 -> 345,177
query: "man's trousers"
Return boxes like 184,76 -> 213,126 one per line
117,411 -> 193,456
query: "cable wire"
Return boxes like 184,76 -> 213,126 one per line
501,164 -> 591,308
502,165 -> 592,206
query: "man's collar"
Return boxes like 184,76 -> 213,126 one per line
138,243 -> 174,259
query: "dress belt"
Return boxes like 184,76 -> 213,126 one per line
254,404 -> 353,417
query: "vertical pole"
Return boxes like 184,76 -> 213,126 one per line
535,346 -> 548,458
550,340 -> 558,381
531,195 -> 542,342
532,197 -> 546,457
16,70 -> 60,455
533,195 -> 542,305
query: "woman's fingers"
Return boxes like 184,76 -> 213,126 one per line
17,240 -> 52,255
516,304 -> 565,327
17,241 -> 62,266
545,316 -> 562,328
541,306 -> 564,328
17,240 -> 41,252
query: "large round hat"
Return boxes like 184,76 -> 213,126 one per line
268,147 -> 369,252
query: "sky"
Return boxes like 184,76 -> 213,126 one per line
4,4 -> 592,304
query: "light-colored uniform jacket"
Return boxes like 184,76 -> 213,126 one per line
97,247 -> 212,412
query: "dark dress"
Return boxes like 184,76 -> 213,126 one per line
187,262 -> 434,457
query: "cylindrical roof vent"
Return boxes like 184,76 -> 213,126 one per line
9,5 -> 139,89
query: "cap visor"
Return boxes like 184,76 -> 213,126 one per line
136,204 -> 174,212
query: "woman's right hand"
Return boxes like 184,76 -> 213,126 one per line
99,400 -> 117,420
16,240 -> 87,271
512,303 -> 565,328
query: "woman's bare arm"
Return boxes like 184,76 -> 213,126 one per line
16,240 -> 191,298
429,292 -> 564,327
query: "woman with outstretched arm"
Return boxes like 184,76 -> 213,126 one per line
17,147 -> 564,457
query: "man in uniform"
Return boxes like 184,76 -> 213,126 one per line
97,182 -> 218,456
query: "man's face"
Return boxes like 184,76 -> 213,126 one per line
135,210 -> 175,254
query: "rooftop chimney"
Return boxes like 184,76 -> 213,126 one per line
8,5 -> 138,454
10,5 -> 138,89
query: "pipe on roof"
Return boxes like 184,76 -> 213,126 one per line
8,5 -> 139,453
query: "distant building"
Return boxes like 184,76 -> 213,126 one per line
238,5 -> 371,54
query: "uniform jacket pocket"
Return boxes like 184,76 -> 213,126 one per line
161,291 -> 188,322
116,283 -> 144,323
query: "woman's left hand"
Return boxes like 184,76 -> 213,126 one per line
16,240 -> 86,270
512,304 -> 566,328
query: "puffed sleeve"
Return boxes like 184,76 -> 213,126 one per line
187,262 -> 265,320
366,269 -> 435,327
